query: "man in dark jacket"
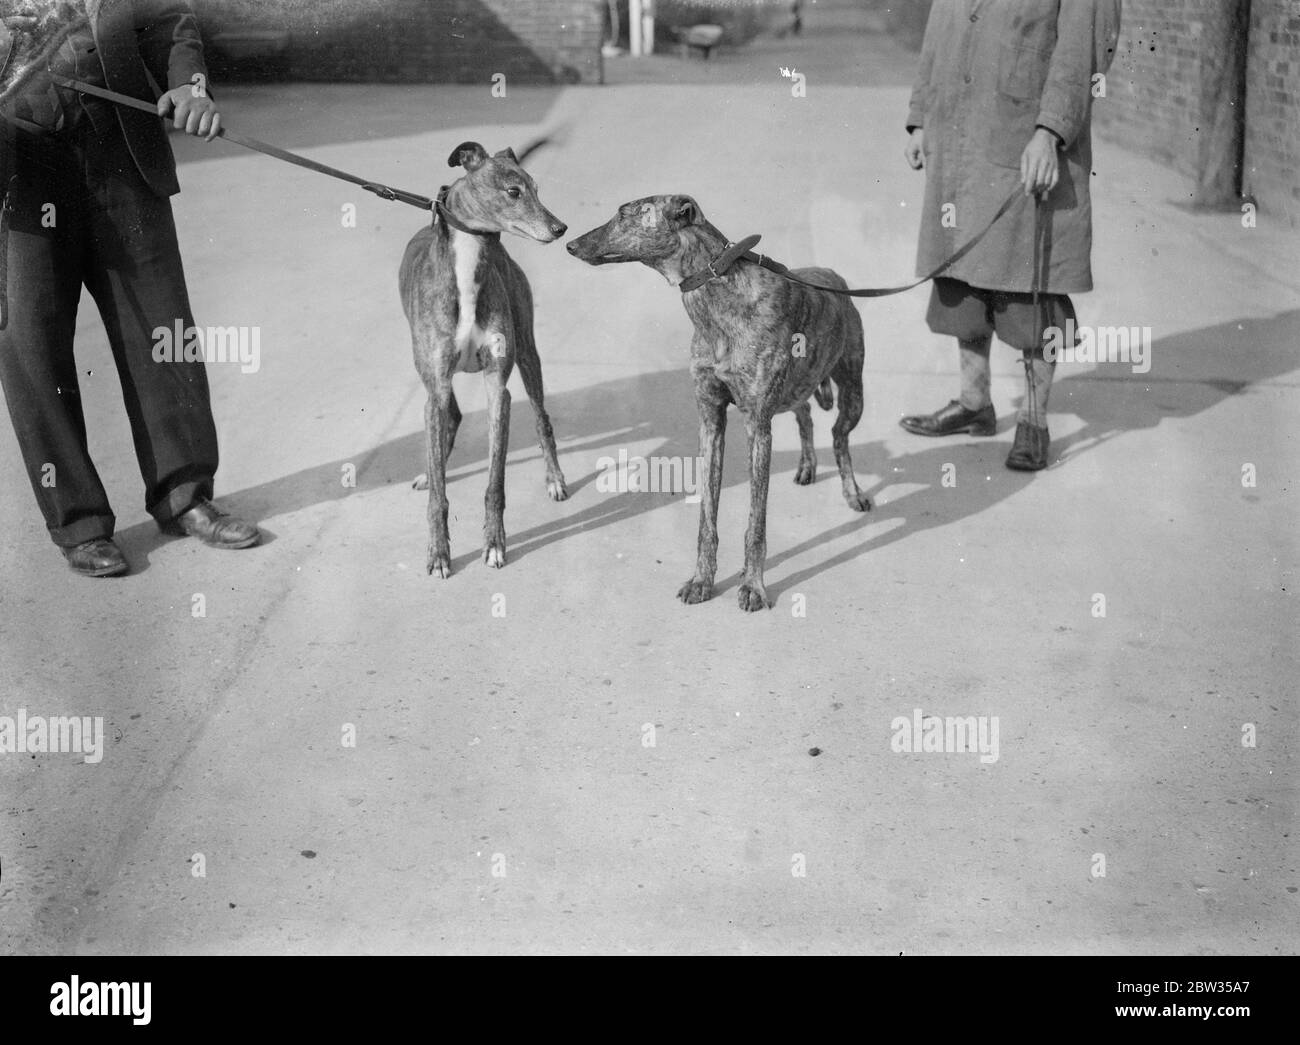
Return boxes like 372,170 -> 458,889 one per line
899,0 -> 1121,471
0,0 -> 259,577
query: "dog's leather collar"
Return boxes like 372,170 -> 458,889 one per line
434,186 -> 500,240
677,234 -> 764,293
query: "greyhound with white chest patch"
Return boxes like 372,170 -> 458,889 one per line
399,141 -> 569,577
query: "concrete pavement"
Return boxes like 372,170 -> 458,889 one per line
1,4 -> 1296,954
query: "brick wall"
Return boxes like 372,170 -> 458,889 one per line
1092,1 -> 1211,180
1244,0 -> 1300,227
1094,0 -> 1300,228
202,0 -> 606,86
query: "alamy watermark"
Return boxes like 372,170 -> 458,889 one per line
1043,320 -> 1152,374
890,708 -> 1000,764
0,709 -> 104,764
595,449 -> 704,503
152,321 -> 261,374
50,977 -> 150,1024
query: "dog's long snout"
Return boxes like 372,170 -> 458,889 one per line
565,225 -> 605,261
550,220 -> 568,238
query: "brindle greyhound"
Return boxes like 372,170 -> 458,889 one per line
400,141 -> 569,578
567,195 -> 871,612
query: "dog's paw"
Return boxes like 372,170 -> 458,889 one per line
677,577 -> 714,605
737,582 -> 771,612
483,517 -> 507,568
412,473 -> 429,491
845,491 -> 873,513
793,460 -> 816,486
547,476 -> 570,502
427,547 -> 452,579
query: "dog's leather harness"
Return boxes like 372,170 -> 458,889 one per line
679,187 -> 1025,298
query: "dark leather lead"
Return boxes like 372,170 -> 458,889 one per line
681,188 -> 1025,298
49,74 -> 436,212
0,175 -> 14,332
677,234 -> 762,292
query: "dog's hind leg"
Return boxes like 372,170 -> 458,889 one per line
482,369 -> 511,568
830,359 -> 872,513
412,391 -> 461,491
514,329 -> 569,502
793,402 -> 817,485
423,386 -> 454,577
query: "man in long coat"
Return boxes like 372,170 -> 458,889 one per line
899,0 -> 1122,470
0,0 -> 260,577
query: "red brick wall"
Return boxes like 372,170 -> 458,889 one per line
1244,0 -> 1300,227
1094,0 -> 1300,228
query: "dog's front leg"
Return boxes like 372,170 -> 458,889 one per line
678,391 -> 727,605
424,386 -> 453,578
482,365 -> 511,569
738,414 -> 774,611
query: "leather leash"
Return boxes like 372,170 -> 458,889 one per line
1024,194 -> 1046,430
679,187 -> 1025,297
49,74 -> 436,211
0,74 -> 437,329
0,175 -> 13,331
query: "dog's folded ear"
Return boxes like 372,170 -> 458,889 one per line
448,142 -> 489,171
494,146 -> 521,164
665,195 -> 703,227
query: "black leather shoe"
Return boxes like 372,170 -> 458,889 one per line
163,497 -> 261,549
899,399 -> 996,437
1006,422 -> 1050,471
62,538 -> 129,578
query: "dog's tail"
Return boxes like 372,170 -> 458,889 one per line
814,378 -> 834,411
516,121 -> 572,165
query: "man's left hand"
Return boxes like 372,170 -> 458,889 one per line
157,83 -> 221,141
1020,127 -> 1061,197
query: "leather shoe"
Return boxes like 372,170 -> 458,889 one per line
899,399 -> 996,437
164,497 -> 261,549
62,538 -> 129,578
1006,422 -> 1050,471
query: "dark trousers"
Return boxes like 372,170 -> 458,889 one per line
0,117 -> 218,548
926,277 -> 1076,355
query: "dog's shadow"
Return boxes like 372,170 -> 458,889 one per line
117,309 -> 1299,595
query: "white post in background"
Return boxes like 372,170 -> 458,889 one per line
630,0 -> 643,55
642,0 -> 655,56
629,0 -> 656,56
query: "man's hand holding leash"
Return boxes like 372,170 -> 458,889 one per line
904,127 -> 924,170
157,80 -> 221,141
1021,126 -> 1062,197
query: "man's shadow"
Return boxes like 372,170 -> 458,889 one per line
118,309 -> 1300,596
